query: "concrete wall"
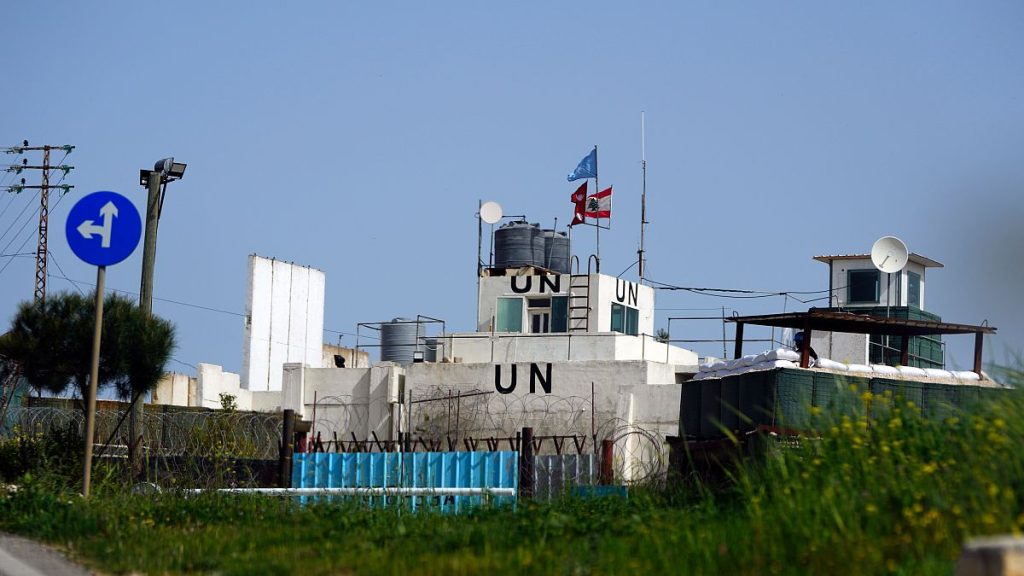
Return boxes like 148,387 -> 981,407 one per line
476,273 -> 655,337
152,372 -> 194,407
592,275 -> 654,335
152,365 -> 288,413
242,255 -> 326,392
478,272 -> 570,332
811,332 -> 870,365
284,359 -> 685,442
196,363 -> 250,410
322,344 -> 370,369
445,332 -> 697,366
615,384 -> 681,481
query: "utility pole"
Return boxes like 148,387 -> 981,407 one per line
129,158 -> 186,482
128,170 -> 162,481
3,141 -> 75,301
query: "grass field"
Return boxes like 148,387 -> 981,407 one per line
3,379 -> 1024,574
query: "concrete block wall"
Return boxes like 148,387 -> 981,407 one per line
152,373 -> 194,406
196,363 -> 249,410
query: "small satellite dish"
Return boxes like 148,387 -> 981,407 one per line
870,236 -> 909,273
480,201 -> 503,224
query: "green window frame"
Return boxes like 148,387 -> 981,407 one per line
496,297 -> 523,332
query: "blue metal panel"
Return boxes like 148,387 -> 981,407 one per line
534,454 -> 597,501
293,452 -> 517,513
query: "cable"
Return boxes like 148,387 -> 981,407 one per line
46,251 -> 85,296
0,190 -> 71,278
647,277 -> 848,303
0,207 -> 40,277
0,190 -> 38,249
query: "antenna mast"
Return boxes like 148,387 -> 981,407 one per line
638,112 -> 648,284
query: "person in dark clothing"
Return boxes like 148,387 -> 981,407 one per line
793,331 -> 818,362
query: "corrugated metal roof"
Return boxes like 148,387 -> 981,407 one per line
726,309 -> 993,336
812,253 -> 943,268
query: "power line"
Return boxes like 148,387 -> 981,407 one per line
0,189 -> 72,279
0,190 -> 38,249
647,277 -> 843,303
46,251 -> 85,296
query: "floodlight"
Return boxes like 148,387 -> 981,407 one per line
153,157 -> 187,180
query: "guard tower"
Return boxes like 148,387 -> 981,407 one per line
812,251 -> 945,367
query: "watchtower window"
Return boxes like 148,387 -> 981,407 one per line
848,269 -> 880,304
907,271 -> 921,308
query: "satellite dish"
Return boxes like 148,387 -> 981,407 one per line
480,201 -> 503,224
870,236 -> 909,273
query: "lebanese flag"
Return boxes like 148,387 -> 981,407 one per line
569,182 -> 587,226
584,186 -> 612,218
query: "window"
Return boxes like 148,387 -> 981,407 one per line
524,296 -> 568,333
848,270 -> 880,304
611,303 -> 639,335
551,296 -> 568,333
496,297 -> 523,332
907,271 -> 921,308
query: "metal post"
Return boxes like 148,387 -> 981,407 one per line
600,439 -> 614,485
734,322 -> 744,359
519,427 -> 534,498
280,409 -> 295,488
82,266 -> 106,497
973,332 -> 984,376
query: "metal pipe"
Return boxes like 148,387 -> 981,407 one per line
280,409 -> 295,488
184,487 -> 516,497
81,265 -> 105,498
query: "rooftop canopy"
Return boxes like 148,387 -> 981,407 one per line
726,308 -> 995,374
812,253 -> 943,268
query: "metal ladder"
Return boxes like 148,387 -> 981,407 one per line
568,274 -> 590,332
567,255 -> 598,333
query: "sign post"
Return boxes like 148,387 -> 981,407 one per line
66,191 -> 141,497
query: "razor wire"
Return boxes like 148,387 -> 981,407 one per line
309,388 -> 670,484
4,406 -> 282,460
407,387 -> 609,441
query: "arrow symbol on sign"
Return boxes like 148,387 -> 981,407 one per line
76,201 -> 118,248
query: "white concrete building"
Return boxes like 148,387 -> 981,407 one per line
156,256 -> 700,480
253,268 -> 697,451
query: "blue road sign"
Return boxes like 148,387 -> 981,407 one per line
65,191 -> 142,267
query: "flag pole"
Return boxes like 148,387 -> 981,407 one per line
593,145 -> 600,271
639,112 -> 648,284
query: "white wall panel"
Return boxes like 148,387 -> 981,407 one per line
243,255 -> 273,391
305,269 -> 326,368
242,255 -> 326,391
267,260 -> 293,391
287,265 -> 310,366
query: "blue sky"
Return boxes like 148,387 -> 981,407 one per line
2,1 -> 1022,375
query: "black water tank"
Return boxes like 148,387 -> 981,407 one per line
494,221 -> 543,268
542,230 -> 570,274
